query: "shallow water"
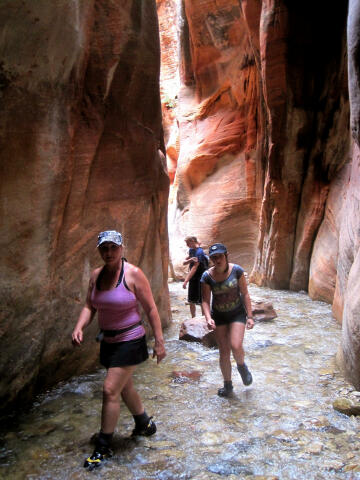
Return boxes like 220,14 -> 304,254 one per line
1,282 -> 360,480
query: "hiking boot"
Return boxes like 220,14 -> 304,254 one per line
217,385 -> 233,397
237,363 -> 253,386
84,446 -> 113,470
131,416 -> 157,437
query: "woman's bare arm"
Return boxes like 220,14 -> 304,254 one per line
182,261 -> 199,289
128,266 -> 166,363
201,282 -> 215,329
72,271 -> 99,345
238,275 -> 254,330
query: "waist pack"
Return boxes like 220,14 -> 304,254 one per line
96,321 -> 143,342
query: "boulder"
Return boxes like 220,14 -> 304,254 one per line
252,301 -> 277,322
179,316 -> 217,348
333,397 -> 360,417
179,303 -> 277,346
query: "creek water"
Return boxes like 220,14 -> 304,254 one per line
1,281 -> 360,480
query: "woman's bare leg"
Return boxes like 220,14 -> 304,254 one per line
121,376 -> 144,415
214,325 -> 231,381
229,322 -> 246,365
101,366 -> 136,433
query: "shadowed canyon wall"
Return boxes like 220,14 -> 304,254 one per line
159,1 -> 360,387
0,0 -> 169,412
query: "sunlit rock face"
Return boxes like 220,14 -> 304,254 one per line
158,0 -> 263,275
308,164 -> 349,305
162,1 -> 350,288
160,1 -> 360,386
0,0 -> 169,411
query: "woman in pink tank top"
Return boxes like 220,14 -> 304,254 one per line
72,230 -> 166,470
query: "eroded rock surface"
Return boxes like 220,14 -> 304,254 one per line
159,0 -> 262,275
0,0 -> 169,411
159,1 -> 360,387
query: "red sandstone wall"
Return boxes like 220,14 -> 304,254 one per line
158,0 -> 263,274
336,0 -> 360,388
159,1 -> 360,387
0,0 -> 170,411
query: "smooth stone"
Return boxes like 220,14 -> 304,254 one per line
333,397 -> 360,416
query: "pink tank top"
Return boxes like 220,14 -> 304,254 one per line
90,263 -> 145,343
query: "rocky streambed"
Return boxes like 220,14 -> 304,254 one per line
1,281 -> 360,479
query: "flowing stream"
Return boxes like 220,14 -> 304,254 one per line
1,282 -> 360,480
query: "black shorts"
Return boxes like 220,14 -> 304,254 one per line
213,311 -> 247,327
100,335 -> 149,369
188,275 -> 202,305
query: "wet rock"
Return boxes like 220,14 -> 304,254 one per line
333,397 -> 360,416
269,429 -> 297,444
200,432 -> 238,446
179,316 -> 217,348
29,447 -> 51,461
344,463 -> 360,472
160,449 -> 186,458
300,416 -> 330,430
252,301 -> 277,322
142,440 -> 178,450
207,462 -> 253,476
171,370 -> 202,383
323,425 -> 346,434
72,408 -> 84,415
253,339 -> 274,349
305,441 -> 323,454
319,368 -> 335,377
323,460 -> 344,471
252,477 -> 279,480
293,400 -> 313,408
233,441 -> 252,453
304,346 -> 317,355
62,425 -> 75,432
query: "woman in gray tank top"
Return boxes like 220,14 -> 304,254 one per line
201,243 -> 255,397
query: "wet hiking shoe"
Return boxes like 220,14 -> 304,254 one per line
237,363 -> 253,386
131,416 -> 157,437
84,446 -> 113,470
217,385 -> 233,397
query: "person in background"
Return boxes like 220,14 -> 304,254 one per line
72,230 -> 166,469
182,236 -> 208,317
201,243 -> 254,397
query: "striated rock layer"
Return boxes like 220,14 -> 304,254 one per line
159,0 -> 263,276
0,0 -> 170,412
336,0 -> 360,387
160,1 -> 360,386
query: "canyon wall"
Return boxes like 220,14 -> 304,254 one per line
161,0 -> 264,275
336,0 -> 360,387
160,1 -> 360,387
0,0 -> 170,412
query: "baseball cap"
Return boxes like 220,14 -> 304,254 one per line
208,243 -> 227,256
97,230 -> 123,247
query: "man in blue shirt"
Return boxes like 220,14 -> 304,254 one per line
183,236 -> 208,317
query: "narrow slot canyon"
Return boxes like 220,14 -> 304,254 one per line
0,0 -> 360,478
